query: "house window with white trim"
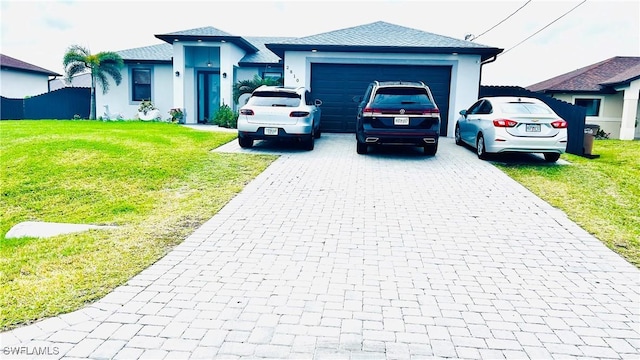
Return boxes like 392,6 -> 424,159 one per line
132,68 -> 151,101
574,98 -> 601,116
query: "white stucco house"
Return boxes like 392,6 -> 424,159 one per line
0,54 -> 61,98
528,56 -> 640,140
98,21 -> 503,136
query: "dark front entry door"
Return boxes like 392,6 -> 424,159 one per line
197,71 -> 220,124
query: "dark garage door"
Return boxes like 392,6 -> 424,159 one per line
311,63 -> 452,135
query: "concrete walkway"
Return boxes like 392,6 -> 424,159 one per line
1,135 -> 638,359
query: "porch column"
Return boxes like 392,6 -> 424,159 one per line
173,43 -> 190,124
619,79 -> 639,140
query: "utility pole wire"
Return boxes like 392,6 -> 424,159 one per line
499,0 -> 587,57
472,0 -> 532,41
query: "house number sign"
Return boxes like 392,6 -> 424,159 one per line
285,65 -> 300,83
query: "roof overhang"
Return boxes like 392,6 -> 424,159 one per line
237,61 -> 283,67
265,44 -> 503,62
1,65 -> 61,77
123,59 -> 172,65
155,34 -> 258,53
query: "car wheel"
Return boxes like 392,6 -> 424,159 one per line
476,134 -> 488,160
314,126 -> 321,139
238,136 -> 253,148
303,133 -> 315,151
356,141 -> 368,154
455,125 -> 462,146
543,152 -> 561,162
424,143 -> 437,156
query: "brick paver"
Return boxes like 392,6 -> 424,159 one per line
1,134 -> 638,359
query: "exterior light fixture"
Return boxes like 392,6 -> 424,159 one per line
222,72 -> 227,79
175,71 -> 180,77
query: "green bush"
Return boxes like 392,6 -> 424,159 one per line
213,104 -> 238,129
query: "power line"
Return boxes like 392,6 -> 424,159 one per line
471,0 -> 532,41
499,0 -> 587,57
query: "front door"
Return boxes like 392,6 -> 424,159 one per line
197,71 -> 220,124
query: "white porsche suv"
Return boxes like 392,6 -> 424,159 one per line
237,86 -> 322,150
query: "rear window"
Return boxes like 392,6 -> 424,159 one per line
500,102 -> 553,114
248,91 -> 301,107
372,87 -> 434,106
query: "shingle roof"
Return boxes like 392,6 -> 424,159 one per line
117,43 -> 173,62
265,21 -> 502,60
155,26 -> 258,53
0,54 -> 61,76
240,37 -> 293,65
528,56 -> 640,92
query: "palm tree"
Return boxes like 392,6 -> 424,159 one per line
63,45 -> 124,120
233,75 -> 284,105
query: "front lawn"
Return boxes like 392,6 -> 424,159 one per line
0,120 -> 276,330
497,140 -> 639,268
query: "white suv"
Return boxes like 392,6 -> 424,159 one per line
237,86 -> 322,150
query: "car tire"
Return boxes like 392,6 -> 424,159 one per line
455,125 -> 463,146
424,143 -> 437,156
543,152 -> 561,162
238,136 -> 253,148
476,134 -> 488,160
314,127 -> 321,139
303,134 -> 315,151
356,141 -> 368,154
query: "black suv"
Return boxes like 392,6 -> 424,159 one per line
355,81 -> 441,155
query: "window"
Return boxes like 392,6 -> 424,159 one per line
132,68 -> 151,101
574,98 -> 601,116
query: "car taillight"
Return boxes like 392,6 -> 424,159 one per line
290,111 -> 310,117
551,119 -> 567,128
363,107 -> 382,116
423,108 -> 440,117
240,109 -> 254,116
493,119 -> 517,127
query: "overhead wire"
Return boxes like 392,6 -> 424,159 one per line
471,0 -> 532,41
499,0 -> 587,57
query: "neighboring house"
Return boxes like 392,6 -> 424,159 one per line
98,21 -> 502,136
528,56 -> 640,140
0,54 -> 62,98
49,72 -> 92,91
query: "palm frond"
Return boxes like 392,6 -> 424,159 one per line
94,71 -> 110,94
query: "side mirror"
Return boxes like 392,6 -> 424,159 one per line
314,99 -> 323,106
352,95 -> 363,103
459,109 -> 467,116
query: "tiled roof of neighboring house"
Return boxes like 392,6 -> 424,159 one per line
528,56 -> 640,92
0,53 -> 61,76
155,26 -> 258,53
240,37 -> 293,65
265,21 -> 502,61
117,43 -> 173,62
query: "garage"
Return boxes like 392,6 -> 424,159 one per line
310,63 -> 452,134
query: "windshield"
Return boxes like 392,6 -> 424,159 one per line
372,87 -> 434,106
500,102 -> 553,114
247,91 -> 301,107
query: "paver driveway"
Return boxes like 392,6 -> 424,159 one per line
1,134 -> 638,359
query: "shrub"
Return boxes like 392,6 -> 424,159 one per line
213,104 -> 238,128
137,100 -> 156,115
595,128 -> 610,140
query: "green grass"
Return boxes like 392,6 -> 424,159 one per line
496,140 -> 640,268
0,120 -> 277,330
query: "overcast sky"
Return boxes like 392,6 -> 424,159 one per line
1,0 -> 638,87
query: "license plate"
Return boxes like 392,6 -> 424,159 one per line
264,127 -> 278,135
394,117 -> 409,125
526,124 -> 541,132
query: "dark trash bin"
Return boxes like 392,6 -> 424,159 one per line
584,124 -> 600,156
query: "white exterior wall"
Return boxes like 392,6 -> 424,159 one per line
282,51 -> 482,137
97,63 -> 173,120
0,69 -> 52,98
552,92 -> 629,139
